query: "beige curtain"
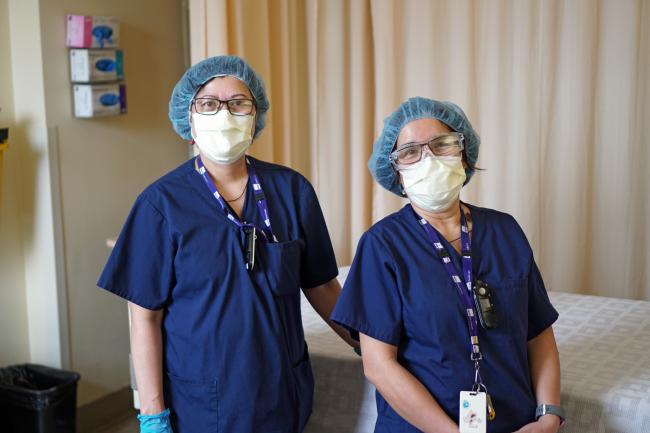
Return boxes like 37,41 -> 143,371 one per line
189,0 -> 650,300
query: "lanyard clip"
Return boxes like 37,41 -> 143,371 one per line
473,361 -> 482,387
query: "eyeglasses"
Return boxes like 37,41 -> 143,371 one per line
192,97 -> 256,116
389,132 -> 464,169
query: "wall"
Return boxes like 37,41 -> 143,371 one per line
37,0 -> 188,405
0,0 -> 30,366
0,0 -> 188,406
8,0 -> 70,371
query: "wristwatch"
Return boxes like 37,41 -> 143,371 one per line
535,404 -> 566,426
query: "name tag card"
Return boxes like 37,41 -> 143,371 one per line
459,391 -> 486,433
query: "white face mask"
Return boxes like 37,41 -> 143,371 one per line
191,111 -> 254,165
400,155 -> 467,212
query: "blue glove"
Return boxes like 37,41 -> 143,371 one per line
137,408 -> 173,433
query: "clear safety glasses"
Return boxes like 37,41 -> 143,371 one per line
389,132 -> 464,169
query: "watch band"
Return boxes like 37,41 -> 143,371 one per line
535,404 -> 566,425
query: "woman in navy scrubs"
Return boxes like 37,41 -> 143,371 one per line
331,98 -> 563,433
98,56 -> 356,433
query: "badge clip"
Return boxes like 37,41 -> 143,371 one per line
486,393 -> 496,420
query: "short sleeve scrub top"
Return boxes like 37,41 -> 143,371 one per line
331,203 -> 558,433
98,157 -> 338,433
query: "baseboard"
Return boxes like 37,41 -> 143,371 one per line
77,386 -> 135,433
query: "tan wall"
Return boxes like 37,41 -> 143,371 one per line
0,0 -> 30,366
37,0 -> 188,405
1,0 -> 187,405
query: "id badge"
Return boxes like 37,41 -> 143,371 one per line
459,391 -> 486,433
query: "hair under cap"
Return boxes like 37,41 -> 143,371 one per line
368,97 -> 480,196
168,55 -> 270,141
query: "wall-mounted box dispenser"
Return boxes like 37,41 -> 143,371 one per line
70,49 -> 124,82
73,84 -> 127,118
68,14 -> 125,118
66,15 -> 120,49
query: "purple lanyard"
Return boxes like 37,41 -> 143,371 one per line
416,207 -> 482,363
418,207 -> 495,417
196,156 -> 277,242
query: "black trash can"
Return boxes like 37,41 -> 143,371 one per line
0,364 -> 81,433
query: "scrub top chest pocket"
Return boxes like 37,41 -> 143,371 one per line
492,277 -> 529,342
252,237 -> 306,366
256,239 -> 303,297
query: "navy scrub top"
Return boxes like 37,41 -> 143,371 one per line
331,203 -> 558,433
98,156 -> 338,433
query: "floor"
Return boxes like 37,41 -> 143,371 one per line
89,411 -> 139,433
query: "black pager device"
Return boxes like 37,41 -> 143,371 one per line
244,226 -> 257,271
472,280 -> 498,329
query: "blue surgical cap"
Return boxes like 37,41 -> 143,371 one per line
368,97 -> 480,196
168,55 -> 270,141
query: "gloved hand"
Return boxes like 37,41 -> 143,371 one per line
137,408 -> 173,433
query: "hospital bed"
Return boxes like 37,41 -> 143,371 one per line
303,267 -> 650,433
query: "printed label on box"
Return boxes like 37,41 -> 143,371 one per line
73,83 -> 127,118
70,49 -> 124,82
67,15 -> 120,48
